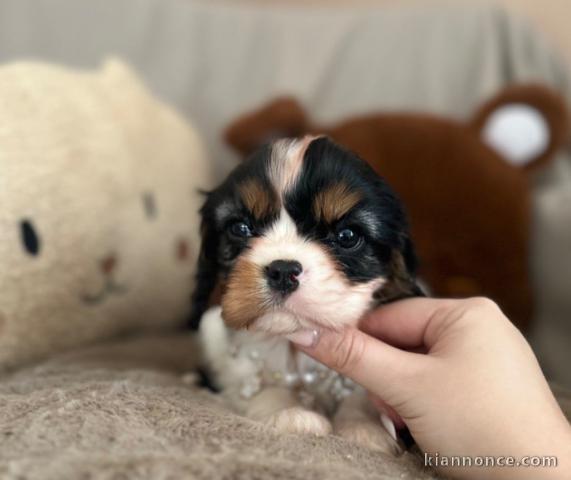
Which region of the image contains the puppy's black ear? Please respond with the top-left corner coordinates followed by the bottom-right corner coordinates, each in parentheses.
top-left (375, 238), bottom-right (425, 304)
top-left (188, 204), bottom-right (220, 330)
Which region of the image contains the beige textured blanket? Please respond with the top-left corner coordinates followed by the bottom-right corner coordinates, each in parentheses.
top-left (2, 334), bottom-right (570, 479)
top-left (0, 334), bottom-right (438, 480)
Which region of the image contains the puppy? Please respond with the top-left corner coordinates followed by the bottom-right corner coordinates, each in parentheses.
top-left (190, 136), bottom-right (422, 454)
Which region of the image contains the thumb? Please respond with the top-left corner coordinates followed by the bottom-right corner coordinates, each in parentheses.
top-left (288, 327), bottom-right (426, 398)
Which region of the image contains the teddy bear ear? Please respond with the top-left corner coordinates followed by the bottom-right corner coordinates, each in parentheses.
top-left (100, 57), bottom-right (149, 96)
top-left (224, 97), bottom-right (310, 157)
top-left (471, 85), bottom-right (569, 171)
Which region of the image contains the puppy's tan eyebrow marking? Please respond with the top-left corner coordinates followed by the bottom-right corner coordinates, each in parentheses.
top-left (313, 182), bottom-right (362, 223)
top-left (238, 179), bottom-right (278, 219)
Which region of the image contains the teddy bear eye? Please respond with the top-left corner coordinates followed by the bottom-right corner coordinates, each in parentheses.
top-left (20, 219), bottom-right (41, 256)
top-left (142, 192), bottom-right (157, 219)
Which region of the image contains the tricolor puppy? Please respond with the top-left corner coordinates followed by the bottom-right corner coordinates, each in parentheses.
top-left (190, 136), bottom-right (422, 454)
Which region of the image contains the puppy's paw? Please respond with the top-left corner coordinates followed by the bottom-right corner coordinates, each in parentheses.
top-left (266, 407), bottom-right (332, 436)
top-left (335, 419), bottom-right (402, 455)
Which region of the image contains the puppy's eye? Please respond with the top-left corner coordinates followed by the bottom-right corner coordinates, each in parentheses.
top-left (229, 221), bottom-right (253, 238)
top-left (336, 228), bottom-right (361, 249)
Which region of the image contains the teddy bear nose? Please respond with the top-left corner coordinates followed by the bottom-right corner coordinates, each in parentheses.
top-left (265, 260), bottom-right (302, 295)
top-left (100, 255), bottom-right (117, 275)
top-left (176, 238), bottom-right (189, 261)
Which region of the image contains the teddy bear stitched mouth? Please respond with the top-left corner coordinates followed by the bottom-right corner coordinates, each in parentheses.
top-left (81, 278), bottom-right (128, 306)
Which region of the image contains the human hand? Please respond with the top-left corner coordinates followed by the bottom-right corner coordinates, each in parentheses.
top-left (287, 297), bottom-right (571, 479)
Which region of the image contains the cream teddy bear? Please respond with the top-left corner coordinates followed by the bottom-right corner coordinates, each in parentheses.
top-left (0, 59), bottom-right (211, 369)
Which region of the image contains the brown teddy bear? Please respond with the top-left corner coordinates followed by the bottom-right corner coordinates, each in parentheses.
top-left (224, 85), bottom-right (569, 332)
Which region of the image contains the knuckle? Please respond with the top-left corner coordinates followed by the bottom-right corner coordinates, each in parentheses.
top-left (328, 330), bottom-right (366, 374)
top-left (425, 297), bottom-right (500, 342)
top-left (463, 297), bottom-right (501, 316)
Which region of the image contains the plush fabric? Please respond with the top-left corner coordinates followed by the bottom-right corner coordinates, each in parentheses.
top-left (0, 335), bottom-right (434, 480)
top-left (0, 334), bottom-right (569, 480)
top-left (0, 60), bottom-right (211, 370)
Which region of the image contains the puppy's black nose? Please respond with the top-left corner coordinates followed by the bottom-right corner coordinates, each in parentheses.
top-left (265, 260), bottom-right (302, 294)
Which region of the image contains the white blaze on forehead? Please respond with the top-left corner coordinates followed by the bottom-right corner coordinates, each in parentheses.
top-left (247, 209), bottom-right (306, 266)
top-left (268, 135), bottom-right (316, 198)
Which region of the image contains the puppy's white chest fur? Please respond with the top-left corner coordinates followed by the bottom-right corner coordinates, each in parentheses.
top-left (200, 306), bottom-right (356, 414)
top-left (199, 306), bottom-right (401, 454)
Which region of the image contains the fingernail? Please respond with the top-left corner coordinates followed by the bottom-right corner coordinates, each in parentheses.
top-left (380, 412), bottom-right (397, 441)
top-left (286, 329), bottom-right (319, 348)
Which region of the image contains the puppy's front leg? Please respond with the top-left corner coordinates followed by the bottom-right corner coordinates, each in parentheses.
top-left (247, 387), bottom-right (332, 436)
top-left (333, 390), bottom-right (402, 455)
